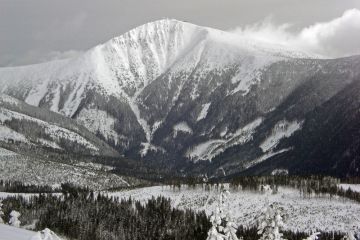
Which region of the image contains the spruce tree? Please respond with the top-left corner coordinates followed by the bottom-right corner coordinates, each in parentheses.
top-left (0, 200), bottom-right (4, 223)
top-left (256, 202), bottom-right (287, 240)
top-left (341, 231), bottom-right (356, 240)
top-left (302, 232), bottom-right (320, 240)
top-left (9, 210), bottom-right (21, 227)
top-left (207, 186), bottom-right (238, 240)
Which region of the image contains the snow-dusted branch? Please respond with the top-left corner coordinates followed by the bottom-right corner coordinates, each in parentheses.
top-left (207, 185), bottom-right (239, 240)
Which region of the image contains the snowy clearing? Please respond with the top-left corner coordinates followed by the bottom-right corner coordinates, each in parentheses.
top-left (0, 147), bottom-right (17, 156)
top-left (107, 185), bottom-right (360, 233)
top-left (187, 118), bottom-right (262, 161)
top-left (0, 224), bottom-right (64, 240)
top-left (0, 154), bottom-right (130, 190)
top-left (173, 121), bottom-right (193, 137)
top-left (0, 108), bottom-right (99, 153)
top-left (260, 119), bottom-right (303, 152)
top-left (244, 148), bottom-right (292, 169)
top-left (0, 223), bottom-right (36, 240)
top-left (77, 108), bottom-right (124, 145)
top-left (197, 103), bottom-right (211, 121)
top-left (0, 125), bottom-right (29, 144)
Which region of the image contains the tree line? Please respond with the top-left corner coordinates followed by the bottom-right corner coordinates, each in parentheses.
top-left (163, 175), bottom-right (360, 203)
top-left (1, 184), bottom-right (210, 240)
top-left (0, 183), bottom-right (353, 240)
top-left (0, 180), bottom-right (59, 193)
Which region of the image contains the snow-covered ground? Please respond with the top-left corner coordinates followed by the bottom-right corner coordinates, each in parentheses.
top-left (107, 185), bottom-right (360, 233)
top-left (0, 223), bottom-right (36, 240)
top-left (0, 108), bottom-right (99, 153)
top-left (0, 148), bottom-right (131, 190)
top-left (197, 103), bottom-right (211, 121)
top-left (173, 121), bottom-right (193, 137)
top-left (0, 224), bottom-right (64, 240)
top-left (187, 118), bottom-right (263, 161)
top-left (0, 146), bottom-right (17, 156)
top-left (77, 108), bottom-right (125, 145)
top-left (260, 119), bottom-right (303, 153)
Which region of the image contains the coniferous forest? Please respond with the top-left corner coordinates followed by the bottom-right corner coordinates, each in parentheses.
top-left (0, 181), bottom-right (357, 240)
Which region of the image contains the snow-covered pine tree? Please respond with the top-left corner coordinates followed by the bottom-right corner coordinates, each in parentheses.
top-left (9, 210), bottom-right (21, 227)
top-left (302, 232), bottom-right (320, 240)
top-left (0, 200), bottom-right (4, 223)
top-left (342, 230), bottom-right (356, 240)
top-left (30, 228), bottom-right (63, 240)
top-left (256, 202), bottom-right (287, 240)
top-left (207, 185), bottom-right (239, 240)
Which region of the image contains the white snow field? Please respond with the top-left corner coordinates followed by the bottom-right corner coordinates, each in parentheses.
top-left (260, 120), bottom-right (303, 153)
top-left (107, 185), bottom-right (360, 233)
top-left (173, 121), bottom-right (193, 137)
top-left (0, 223), bottom-right (36, 240)
top-left (0, 147), bottom-right (130, 190)
top-left (186, 118), bottom-right (263, 162)
top-left (0, 224), bottom-right (64, 240)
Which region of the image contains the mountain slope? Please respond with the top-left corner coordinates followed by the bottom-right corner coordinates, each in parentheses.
top-left (0, 19), bottom-right (310, 154)
top-left (0, 94), bottom-right (119, 158)
top-left (0, 147), bottom-right (135, 190)
top-left (234, 73), bottom-right (360, 177)
top-left (1, 19), bottom-right (360, 176)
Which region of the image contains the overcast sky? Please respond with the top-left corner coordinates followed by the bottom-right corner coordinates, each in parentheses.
top-left (1, 0), bottom-right (360, 67)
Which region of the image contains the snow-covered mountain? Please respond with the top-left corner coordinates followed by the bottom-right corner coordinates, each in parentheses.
top-left (1, 19), bottom-right (360, 177)
top-left (0, 94), bottom-right (118, 158)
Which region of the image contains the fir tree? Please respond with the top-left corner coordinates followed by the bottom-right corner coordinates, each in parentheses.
top-left (30, 228), bottom-right (63, 240)
top-left (303, 232), bottom-right (320, 240)
top-left (0, 200), bottom-right (4, 224)
top-left (341, 231), bottom-right (356, 240)
top-left (207, 186), bottom-right (238, 240)
top-left (256, 202), bottom-right (287, 240)
top-left (9, 210), bottom-right (21, 227)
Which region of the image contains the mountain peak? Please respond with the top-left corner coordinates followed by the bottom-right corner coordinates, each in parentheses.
top-left (108, 18), bottom-right (203, 46)
top-left (105, 19), bottom-right (314, 60)
top-left (127, 18), bottom-right (198, 32)
top-left (140, 18), bottom-right (191, 27)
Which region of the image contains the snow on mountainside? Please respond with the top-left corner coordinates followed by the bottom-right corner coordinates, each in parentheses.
top-left (187, 117), bottom-right (263, 162)
top-left (0, 94), bottom-right (118, 157)
top-left (1, 19), bottom-right (360, 176)
top-left (0, 148), bottom-right (131, 190)
top-left (260, 120), bottom-right (303, 153)
top-left (0, 19), bottom-right (309, 148)
top-left (108, 185), bottom-right (360, 233)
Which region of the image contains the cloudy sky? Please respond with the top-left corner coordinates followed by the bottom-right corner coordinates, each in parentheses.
top-left (1, 0), bottom-right (360, 67)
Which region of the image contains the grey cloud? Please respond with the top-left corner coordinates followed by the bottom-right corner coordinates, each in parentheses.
top-left (1, 0), bottom-right (360, 66)
top-left (232, 9), bottom-right (360, 58)
top-left (1, 50), bottom-right (83, 67)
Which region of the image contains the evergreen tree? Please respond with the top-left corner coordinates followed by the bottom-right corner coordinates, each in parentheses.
top-left (302, 232), bottom-right (320, 240)
top-left (9, 210), bottom-right (21, 227)
top-left (30, 228), bottom-right (63, 240)
top-left (256, 202), bottom-right (287, 240)
top-left (341, 231), bottom-right (356, 240)
top-left (207, 186), bottom-right (238, 240)
top-left (0, 200), bottom-right (4, 223)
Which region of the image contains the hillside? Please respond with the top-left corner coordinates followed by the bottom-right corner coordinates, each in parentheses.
top-left (0, 19), bottom-right (359, 177)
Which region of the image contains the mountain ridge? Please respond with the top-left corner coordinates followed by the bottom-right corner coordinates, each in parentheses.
top-left (1, 19), bottom-right (360, 177)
